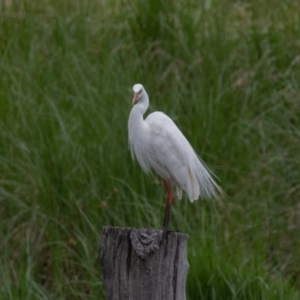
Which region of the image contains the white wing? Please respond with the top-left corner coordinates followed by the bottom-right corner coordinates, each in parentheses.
top-left (143, 112), bottom-right (220, 202)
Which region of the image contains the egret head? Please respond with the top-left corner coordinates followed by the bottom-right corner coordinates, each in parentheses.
top-left (132, 83), bottom-right (144, 105)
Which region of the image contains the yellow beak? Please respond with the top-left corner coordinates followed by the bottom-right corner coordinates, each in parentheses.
top-left (132, 93), bottom-right (139, 105)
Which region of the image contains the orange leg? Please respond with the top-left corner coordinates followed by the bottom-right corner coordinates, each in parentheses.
top-left (162, 179), bottom-right (174, 234)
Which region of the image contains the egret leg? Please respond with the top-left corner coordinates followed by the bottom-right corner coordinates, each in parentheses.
top-left (162, 179), bottom-right (174, 236)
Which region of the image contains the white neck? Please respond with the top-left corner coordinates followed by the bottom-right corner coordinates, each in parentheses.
top-left (128, 90), bottom-right (149, 151)
top-left (128, 90), bottom-right (149, 127)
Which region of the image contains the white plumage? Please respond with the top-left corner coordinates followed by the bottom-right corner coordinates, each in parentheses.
top-left (128, 83), bottom-right (221, 231)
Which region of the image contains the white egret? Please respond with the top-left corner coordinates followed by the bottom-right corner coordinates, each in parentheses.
top-left (128, 83), bottom-right (221, 232)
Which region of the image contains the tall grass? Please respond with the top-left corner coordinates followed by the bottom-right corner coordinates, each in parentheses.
top-left (0, 0), bottom-right (299, 299)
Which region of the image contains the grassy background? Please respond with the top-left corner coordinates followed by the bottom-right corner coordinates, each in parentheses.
top-left (1, 0), bottom-right (300, 299)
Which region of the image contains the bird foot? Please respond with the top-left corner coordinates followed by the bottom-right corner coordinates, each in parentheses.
top-left (162, 228), bottom-right (168, 240)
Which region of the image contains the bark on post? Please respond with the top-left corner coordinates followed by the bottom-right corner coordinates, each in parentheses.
top-left (99, 226), bottom-right (189, 300)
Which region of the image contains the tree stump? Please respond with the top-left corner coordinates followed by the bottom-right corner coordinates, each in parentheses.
top-left (99, 227), bottom-right (189, 300)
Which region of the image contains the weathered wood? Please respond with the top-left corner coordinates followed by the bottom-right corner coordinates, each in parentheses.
top-left (99, 227), bottom-right (189, 300)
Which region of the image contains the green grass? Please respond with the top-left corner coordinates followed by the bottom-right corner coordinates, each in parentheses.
top-left (1, 0), bottom-right (300, 299)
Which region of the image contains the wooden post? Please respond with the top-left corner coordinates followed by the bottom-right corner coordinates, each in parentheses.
top-left (99, 227), bottom-right (189, 300)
